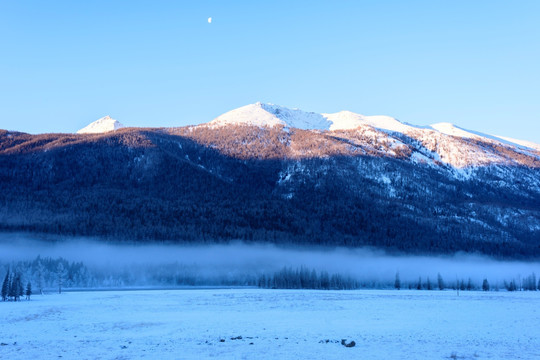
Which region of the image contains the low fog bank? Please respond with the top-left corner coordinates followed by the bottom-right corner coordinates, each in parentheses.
top-left (0, 233), bottom-right (538, 285)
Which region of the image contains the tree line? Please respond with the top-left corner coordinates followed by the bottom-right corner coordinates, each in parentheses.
top-left (258, 268), bottom-right (540, 291)
top-left (393, 272), bottom-right (539, 292)
top-left (258, 266), bottom-right (359, 290)
top-left (2, 256), bottom-right (538, 293)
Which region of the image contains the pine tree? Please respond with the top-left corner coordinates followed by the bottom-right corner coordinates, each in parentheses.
top-left (320, 271), bottom-right (330, 290)
top-left (394, 272), bottom-right (401, 290)
top-left (426, 277), bottom-right (432, 290)
top-left (524, 273), bottom-right (537, 291)
top-left (482, 278), bottom-right (490, 291)
top-left (1, 270), bottom-right (9, 301)
top-left (26, 282), bottom-right (32, 300)
top-left (17, 275), bottom-right (24, 301)
top-left (8, 272), bottom-right (16, 301)
top-left (506, 279), bottom-right (517, 291)
top-left (437, 273), bottom-right (445, 290)
top-left (416, 277), bottom-right (422, 290)
top-left (258, 274), bottom-right (266, 288)
top-left (310, 269), bottom-right (318, 289)
top-left (10, 274), bottom-right (20, 301)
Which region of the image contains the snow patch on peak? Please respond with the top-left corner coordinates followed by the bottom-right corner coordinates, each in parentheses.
top-left (493, 135), bottom-right (540, 152)
top-left (322, 111), bottom-right (365, 130)
top-left (361, 115), bottom-right (417, 133)
top-left (204, 103), bottom-right (540, 157)
top-left (430, 122), bottom-right (540, 152)
top-left (210, 103), bottom-right (419, 134)
top-left (259, 103), bottom-right (331, 130)
top-left (323, 111), bottom-right (417, 133)
top-left (208, 103), bottom-right (331, 130)
top-left (209, 103), bottom-right (283, 128)
top-left (430, 123), bottom-right (480, 139)
top-left (77, 116), bottom-right (124, 134)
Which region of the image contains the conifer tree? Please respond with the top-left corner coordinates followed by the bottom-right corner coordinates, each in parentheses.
top-left (310, 269), bottom-right (318, 289)
top-left (394, 272), bottom-right (401, 290)
top-left (320, 271), bottom-right (330, 290)
top-left (482, 278), bottom-right (490, 291)
top-left (10, 274), bottom-right (20, 301)
top-left (26, 282), bottom-right (32, 300)
top-left (17, 275), bottom-right (24, 300)
top-left (426, 277), bottom-right (432, 290)
top-left (1, 270), bottom-right (9, 301)
top-left (437, 273), bottom-right (445, 290)
top-left (8, 272), bottom-right (16, 301)
top-left (524, 273), bottom-right (537, 291)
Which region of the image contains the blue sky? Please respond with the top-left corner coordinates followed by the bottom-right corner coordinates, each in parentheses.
top-left (1, 1), bottom-right (539, 143)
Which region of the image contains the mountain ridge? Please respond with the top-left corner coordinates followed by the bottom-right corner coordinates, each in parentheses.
top-left (77, 115), bottom-right (124, 134)
top-left (2, 105), bottom-right (539, 259)
top-left (1, 125), bottom-right (539, 259)
top-left (75, 103), bottom-right (540, 154)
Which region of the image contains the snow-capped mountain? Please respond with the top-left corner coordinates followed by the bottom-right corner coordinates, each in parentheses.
top-left (207, 102), bottom-right (417, 133)
top-left (2, 103), bottom-right (540, 258)
top-left (1, 108), bottom-right (539, 259)
top-left (208, 102), bottom-right (332, 130)
top-left (322, 110), bottom-right (418, 133)
top-left (77, 116), bottom-right (124, 134)
top-left (202, 103), bottom-right (540, 169)
top-left (209, 102), bottom-right (538, 147)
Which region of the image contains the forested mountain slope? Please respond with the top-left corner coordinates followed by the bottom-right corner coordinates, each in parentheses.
top-left (1, 106), bottom-right (539, 259)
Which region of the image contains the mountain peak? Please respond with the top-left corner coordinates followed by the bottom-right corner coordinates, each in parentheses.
top-left (208, 103), bottom-right (332, 130)
top-left (199, 102), bottom-right (540, 153)
top-left (208, 103), bottom-right (420, 133)
top-left (77, 116), bottom-right (125, 134)
top-left (322, 111), bottom-right (416, 133)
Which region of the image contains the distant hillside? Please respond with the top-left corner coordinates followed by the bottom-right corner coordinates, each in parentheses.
top-left (1, 103), bottom-right (539, 259)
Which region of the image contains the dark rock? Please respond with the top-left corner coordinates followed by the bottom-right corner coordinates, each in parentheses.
top-left (341, 339), bottom-right (356, 348)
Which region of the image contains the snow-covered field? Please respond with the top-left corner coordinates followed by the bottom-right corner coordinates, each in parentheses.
top-left (1, 289), bottom-right (538, 360)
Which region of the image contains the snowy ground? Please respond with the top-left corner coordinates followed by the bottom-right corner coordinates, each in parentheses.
top-left (1, 289), bottom-right (538, 360)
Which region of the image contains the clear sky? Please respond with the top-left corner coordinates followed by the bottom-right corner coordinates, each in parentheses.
top-left (1, 1), bottom-right (539, 143)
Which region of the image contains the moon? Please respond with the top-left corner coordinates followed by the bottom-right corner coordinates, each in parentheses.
top-left (208, 17), bottom-right (212, 24)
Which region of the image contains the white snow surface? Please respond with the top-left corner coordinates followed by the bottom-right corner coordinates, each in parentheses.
top-left (209, 102), bottom-right (332, 130)
top-left (323, 110), bottom-right (418, 133)
top-left (209, 103), bottom-right (418, 134)
top-left (430, 122), bottom-right (540, 152)
top-left (430, 122), bottom-right (481, 139)
top-left (492, 134), bottom-right (540, 152)
top-left (77, 116), bottom-right (124, 134)
top-left (1, 289), bottom-right (538, 360)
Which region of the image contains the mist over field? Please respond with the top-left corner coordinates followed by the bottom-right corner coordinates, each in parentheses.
top-left (1, 233), bottom-right (538, 286)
